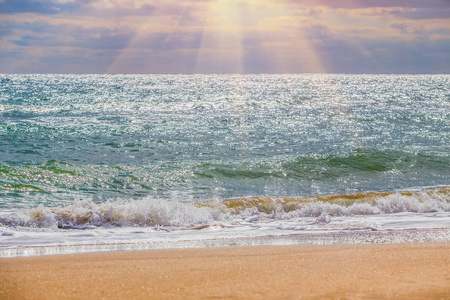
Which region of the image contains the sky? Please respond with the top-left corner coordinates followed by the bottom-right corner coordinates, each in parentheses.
top-left (0, 0), bottom-right (449, 74)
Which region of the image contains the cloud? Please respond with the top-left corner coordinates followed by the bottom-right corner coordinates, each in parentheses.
top-left (390, 22), bottom-right (409, 33)
top-left (0, 0), bottom-right (90, 14)
top-left (389, 21), bottom-right (450, 39)
top-left (4, 19), bottom-right (203, 52)
top-left (313, 35), bottom-right (450, 73)
top-left (285, 0), bottom-right (450, 10)
top-left (0, 0), bottom-right (206, 18)
top-left (384, 8), bottom-right (450, 20)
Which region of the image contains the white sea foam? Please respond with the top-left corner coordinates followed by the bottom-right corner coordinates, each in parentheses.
top-left (1, 188), bottom-right (448, 230)
top-left (0, 198), bottom-right (226, 229)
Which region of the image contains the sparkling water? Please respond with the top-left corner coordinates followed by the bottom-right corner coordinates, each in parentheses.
top-left (1, 74), bottom-right (449, 256)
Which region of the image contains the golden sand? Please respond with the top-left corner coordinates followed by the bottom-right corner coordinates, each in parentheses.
top-left (1, 243), bottom-right (449, 299)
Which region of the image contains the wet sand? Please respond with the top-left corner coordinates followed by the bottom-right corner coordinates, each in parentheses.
top-left (1, 243), bottom-right (449, 299)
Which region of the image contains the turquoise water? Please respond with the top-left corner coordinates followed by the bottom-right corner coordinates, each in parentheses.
top-left (0, 74), bottom-right (449, 210)
top-left (1, 74), bottom-right (450, 256)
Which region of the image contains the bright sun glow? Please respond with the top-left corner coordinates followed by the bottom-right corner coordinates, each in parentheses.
top-left (194, 0), bottom-right (326, 73)
top-left (105, 0), bottom-right (327, 74)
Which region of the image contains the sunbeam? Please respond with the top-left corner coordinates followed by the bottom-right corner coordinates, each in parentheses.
top-left (193, 0), bottom-right (329, 74)
top-left (194, 0), bottom-right (246, 73)
top-left (106, 0), bottom-right (195, 73)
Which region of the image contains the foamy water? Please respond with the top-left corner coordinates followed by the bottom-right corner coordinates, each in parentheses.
top-left (1, 187), bottom-right (449, 256)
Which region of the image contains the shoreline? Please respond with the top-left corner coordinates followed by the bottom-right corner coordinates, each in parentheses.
top-left (1, 242), bottom-right (449, 299)
top-left (2, 227), bottom-right (450, 258)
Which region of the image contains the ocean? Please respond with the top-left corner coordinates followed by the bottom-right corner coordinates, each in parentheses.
top-left (1, 74), bottom-right (449, 257)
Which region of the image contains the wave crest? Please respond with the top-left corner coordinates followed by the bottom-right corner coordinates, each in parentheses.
top-left (1, 187), bottom-right (449, 230)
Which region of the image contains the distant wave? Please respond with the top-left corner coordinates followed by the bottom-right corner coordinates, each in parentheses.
top-left (1, 186), bottom-right (448, 230)
top-left (2, 149), bottom-right (448, 200)
top-left (194, 149), bottom-right (449, 180)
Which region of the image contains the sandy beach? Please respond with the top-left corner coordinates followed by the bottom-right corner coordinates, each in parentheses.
top-left (1, 243), bottom-right (449, 299)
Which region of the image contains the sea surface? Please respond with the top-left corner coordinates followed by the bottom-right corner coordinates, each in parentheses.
top-left (1, 74), bottom-right (449, 257)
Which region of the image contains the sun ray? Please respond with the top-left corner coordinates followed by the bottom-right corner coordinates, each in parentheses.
top-left (105, 1), bottom-right (194, 73)
top-left (194, 0), bottom-right (246, 74)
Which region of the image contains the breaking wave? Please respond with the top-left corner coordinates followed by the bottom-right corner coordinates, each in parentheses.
top-left (1, 186), bottom-right (449, 230)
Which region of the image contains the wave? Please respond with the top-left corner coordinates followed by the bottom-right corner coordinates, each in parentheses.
top-left (1, 186), bottom-right (449, 230)
top-left (2, 150), bottom-right (448, 183)
top-left (0, 160), bottom-right (161, 200)
top-left (3, 149), bottom-right (448, 208)
top-left (194, 149), bottom-right (449, 180)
